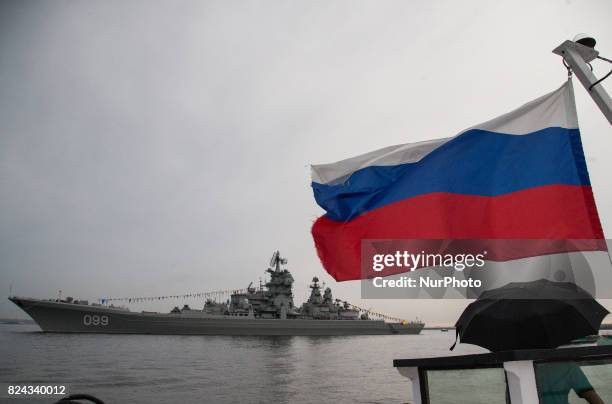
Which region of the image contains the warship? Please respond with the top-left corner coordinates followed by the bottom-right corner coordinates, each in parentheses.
top-left (8, 252), bottom-right (424, 336)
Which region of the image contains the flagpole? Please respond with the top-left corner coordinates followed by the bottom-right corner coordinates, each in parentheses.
top-left (553, 36), bottom-right (612, 286)
top-left (553, 38), bottom-right (612, 124)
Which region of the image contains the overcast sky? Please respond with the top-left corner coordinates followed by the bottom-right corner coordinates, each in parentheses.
top-left (1, 0), bottom-right (611, 324)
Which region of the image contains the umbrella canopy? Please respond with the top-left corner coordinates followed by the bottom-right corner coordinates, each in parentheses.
top-left (452, 279), bottom-right (609, 352)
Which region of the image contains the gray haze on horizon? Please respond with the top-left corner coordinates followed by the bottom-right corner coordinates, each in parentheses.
top-left (1, 0), bottom-right (611, 325)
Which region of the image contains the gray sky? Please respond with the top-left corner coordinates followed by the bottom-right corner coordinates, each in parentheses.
top-left (1, 0), bottom-right (611, 325)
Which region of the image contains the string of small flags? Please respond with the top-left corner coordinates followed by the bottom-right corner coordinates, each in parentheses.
top-left (98, 288), bottom-right (248, 305)
top-left (344, 302), bottom-right (408, 323)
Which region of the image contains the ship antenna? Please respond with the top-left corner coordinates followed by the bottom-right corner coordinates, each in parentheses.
top-left (269, 250), bottom-right (288, 272)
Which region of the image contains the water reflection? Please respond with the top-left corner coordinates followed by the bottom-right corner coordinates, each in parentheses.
top-left (0, 326), bottom-right (484, 403)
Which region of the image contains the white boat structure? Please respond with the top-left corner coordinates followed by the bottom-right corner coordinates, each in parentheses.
top-left (394, 344), bottom-right (612, 403)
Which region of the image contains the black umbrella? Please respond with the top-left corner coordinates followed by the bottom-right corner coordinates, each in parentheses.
top-left (452, 279), bottom-right (609, 352)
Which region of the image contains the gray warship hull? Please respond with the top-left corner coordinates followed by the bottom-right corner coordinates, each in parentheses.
top-left (9, 297), bottom-right (424, 336)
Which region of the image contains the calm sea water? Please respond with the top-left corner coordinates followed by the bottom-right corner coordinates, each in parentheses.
top-left (0, 325), bottom-right (486, 404)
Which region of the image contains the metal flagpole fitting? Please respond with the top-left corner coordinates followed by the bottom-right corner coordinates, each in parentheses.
top-left (553, 35), bottom-right (612, 124)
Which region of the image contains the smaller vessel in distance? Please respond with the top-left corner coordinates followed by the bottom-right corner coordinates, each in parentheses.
top-left (9, 252), bottom-right (424, 336)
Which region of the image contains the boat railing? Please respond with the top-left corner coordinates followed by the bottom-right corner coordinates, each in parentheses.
top-left (394, 345), bottom-right (612, 403)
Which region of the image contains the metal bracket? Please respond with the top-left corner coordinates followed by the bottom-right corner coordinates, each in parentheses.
top-left (553, 40), bottom-right (612, 124)
top-left (553, 40), bottom-right (599, 63)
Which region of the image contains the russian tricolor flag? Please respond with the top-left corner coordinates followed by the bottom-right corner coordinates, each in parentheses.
top-left (310, 81), bottom-right (606, 282)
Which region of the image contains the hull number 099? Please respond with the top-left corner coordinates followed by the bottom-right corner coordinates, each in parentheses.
top-left (83, 314), bottom-right (109, 326)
